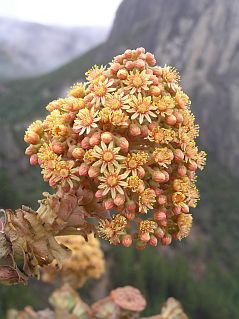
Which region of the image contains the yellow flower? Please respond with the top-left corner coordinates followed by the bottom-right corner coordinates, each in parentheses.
top-left (123, 93), bottom-right (157, 124)
top-left (98, 167), bottom-right (129, 198)
top-left (92, 141), bottom-right (125, 173)
top-left (73, 107), bottom-right (100, 135)
top-left (123, 70), bottom-right (152, 94)
top-left (139, 188), bottom-right (156, 213)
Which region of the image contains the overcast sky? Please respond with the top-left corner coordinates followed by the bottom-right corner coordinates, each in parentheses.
top-left (0, 0), bottom-right (122, 27)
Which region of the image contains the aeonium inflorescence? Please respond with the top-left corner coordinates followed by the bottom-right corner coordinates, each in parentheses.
top-left (24, 47), bottom-right (206, 249)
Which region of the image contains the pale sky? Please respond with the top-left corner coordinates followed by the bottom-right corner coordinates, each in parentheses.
top-left (0, 0), bottom-right (122, 27)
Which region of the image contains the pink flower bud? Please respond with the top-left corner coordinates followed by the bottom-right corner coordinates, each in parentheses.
top-left (114, 55), bottom-right (124, 64)
top-left (177, 165), bottom-right (187, 176)
top-left (114, 194), bottom-right (125, 206)
top-left (153, 67), bottom-right (162, 77)
top-left (52, 143), bottom-right (65, 155)
top-left (136, 47), bottom-right (146, 54)
top-left (81, 137), bottom-right (90, 149)
top-left (104, 198), bottom-right (114, 210)
top-left (101, 132), bottom-right (113, 144)
top-left (135, 59), bottom-right (145, 69)
top-left (129, 124), bottom-right (141, 136)
top-left (154, 227), bottom-right (165, 239)
top-left (25, 145), bottom-right (36, 156)
top-left (173, 206), bottom-right (181, 215)
top-left (150, 85), bottom-right (161, 96)
top-left (110, 62), bottom-right (121, 73)
top-left (30, 154), bottom-right (38, 165)
top-left (165, 114), bottom-right (177, 126)
top-left (126, 200), bottom-right (136, 212)
top-left (148, 122), bottom-right (157, 131)
top-left (122, 235), bottom-right (132, 247)
top-left (161, 235), bottom-right (172, 246)
top-left (181, 205), bottom-right (189, 213)
top-left (118, 137), bottom-right (129, 152)
top-left (72, 147), bottom-right (85, 159)
top-left (137, 166), bottom-right (145, 178)
top-left (187, 161), bottom-right (197, 171)
top-left (125, 61), bottom-right (134, 70)
top-left (154, 210), bottom-right (167, 221)
top-left (174, 111), bottom-right (184, 123)
top-left (152, 171), bottom-right (166, 183)
top-left (24, 131), bottom-right (39, 145)
top-left (95, 189), bottom-right (104, 199)
top-left (124, 49), bottom-right (132, 58)
top-left (88, 166), bottom-right (99, 178)
top-left (174, 149), bottom-right (184, 162)
top-left (124, 211), bottom-right (135, 220)
top-left (157, 194), bottom-right (167, 205)
top-left (149, 235), bottom-right (158, 247)
top-left (140, 232), bottom-right (150, 242)
top-left (117, 69), bottom-right (128, 80)
top-left (90, 133), bottom-right (101, 146)
top-left (78, 163), bottom-right (89, 176)
top-left (146, 52), bottom-right (156, 66)
top-left (150, 75), bottom-right (159, 85)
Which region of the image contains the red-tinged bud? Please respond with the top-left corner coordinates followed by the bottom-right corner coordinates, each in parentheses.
top-left (161, 235), bottom-right (172, 246)
top-left (95, 189), bottom-right (104, 199)
top-left (136, 240), bottom-right (146, 250)
top-left (177, 165), bottom-right (187, 176)
top-left (72, 147), bottom-right (85, 159)
top-left (157, 195), bottom-right (167, 205)
top-left (154, 210), bottom-right (167, 221)
top-left (122, 234), bottom-right (132, 247)
top-left (125, 61), bottom-right (134, 70)
top-left (81, 137), bottom-right (90, 149)
top-left (46, 101), bottom-right (59, 112)
top-left (152, 171), bottom-right (166, 183)
top-left (173, 206), bottom-right (181, 215)
top-left (146, 52), bottom-right (155, 64)
top-left (101, 132), bottom-right (113, 144)
top-left (135, 59), bottom-right (145, 69)
top-left (149, 235), bottom-right (158, 247)
top-left (114, 194), bottom-right (125, 206)
top-left (162, 170), bottom-right (170, 182)
top-left (177, 98), bottom-right (187, 109)
top-left (124, 49), bottom-right (132, 58)
top-left (90, 133), bottom-right (101, 146)
top-left (187, 161), bottom-right (198, 171)
top-left (124, 211), bottom-right (135, 220)
top-left (153, 67), bottom-right (162, 77)
top-left (88, 166), bottom-right (99, 178)
top-left (182, 205), bottom-right (190, 213)
top-left (150, 85), bottom-right (161, 96)
top-left (129, 124), bottom-right (141, 136)
top-left (30, 154), bottom-right (38, 165)
top-left (150, 75), bottom-right (159, 85)
top-left (154, 227), bottom-right (164, 239)
top-left (174, 111), bottom-right (184, 123)
top-left (118, 137), bottom-right (129, 152)
top-left (153, 187), bottom-right (163, 196)
top-left (104, 198), bottom-right (114, 210)
top-left (126, 200), bottom-right (136, 212)
top-left (117, 69), bottom-right (128, 80)
top-left (136, 47), bottom-right (146, 54)
top-left (24, 131), bottom-right (39, 145)
top-left (25, 145), bottom-right (37, 156)
top-left (148, 122), bottom-right (157, 131)
top-left (137, 166), bottom-right (146, 178)
top-left (110, 62), bottom-right (121, 73)
top-left (140, 232), bottom-right (150, 242)
top-left (141, 125), bottom-right (149, 137)
top-left (52, 143), bottom-right (65, 155)
top-left (78, 163), bottom-right (89, 176)
top-left (165, 114), bottom-right (177, 126)
top-left (174, 149), bottom-right (184, 162)
top-left (114, 55), bottom-right (124, 64)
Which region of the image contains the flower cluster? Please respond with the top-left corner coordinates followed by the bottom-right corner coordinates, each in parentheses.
top-left (23, 47), bottom-right (206, 249)
top-left (42, 234), bottom-right (105, 288)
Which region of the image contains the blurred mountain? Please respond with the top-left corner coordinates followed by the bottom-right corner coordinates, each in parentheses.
top-left (0, 17), bottom-right (108, 80)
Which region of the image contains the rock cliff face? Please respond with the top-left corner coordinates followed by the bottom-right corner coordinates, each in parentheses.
top-left (0, 17), bottom-right (108, 80)
top-left (106, 0), bottom-right (239, 175)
